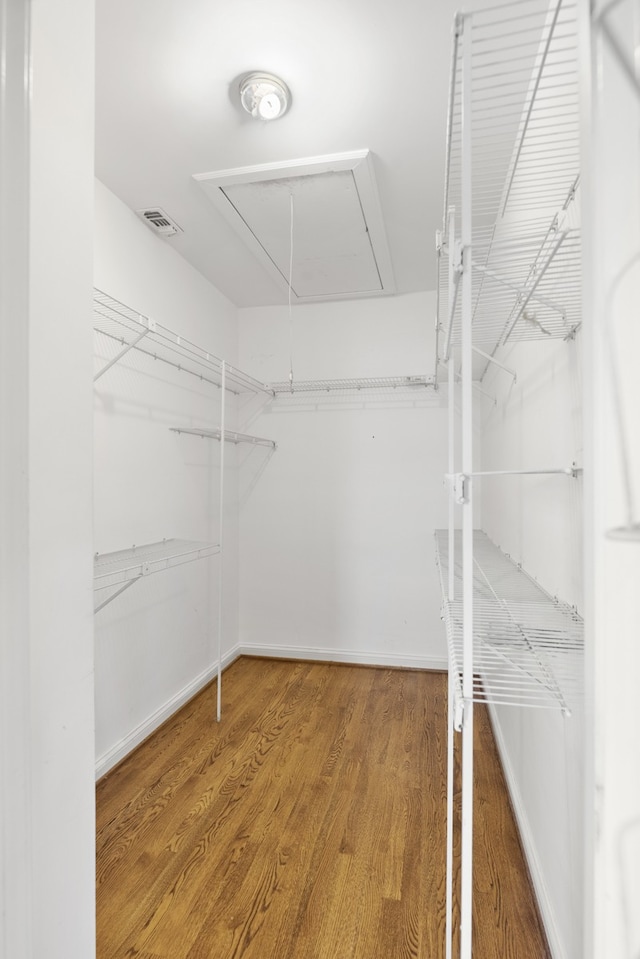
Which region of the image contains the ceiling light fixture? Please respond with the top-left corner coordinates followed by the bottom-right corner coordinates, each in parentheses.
top-left (239, 72), bottom-right (290, 120)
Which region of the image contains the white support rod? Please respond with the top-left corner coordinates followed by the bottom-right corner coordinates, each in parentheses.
top-left (93, 328), bottom-right (149, 382)
top-left (500, 0), bottom-right (565, 216)
top-left (502, 231), bottom-right (568, 344)
top-left (460, 13), bottom-right (474, 959)
top-left (94, 577), bottom-right (140, 614)
top-left (472, 345), bottom-right (517, 382)
top-left (448, 357), bottom-right (455, 602)
top-left (435, 240), bottom-right (442, 388)
top-left (445, 666), bottom-right (455, 959)
top-left (217, 361), bottom-right (225, 723)
top-left (450, 467), bottom-right (578, 477)
top-left (444, 209), bottom-right (458, 361)
top-left (442, 15), bottom-right (463, 223)
top-left (471, 261), bottom-right (566, 318)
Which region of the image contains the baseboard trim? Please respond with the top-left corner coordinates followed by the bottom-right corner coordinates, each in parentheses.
top-left (239, 643), bottom-right (447, 672)
top-left (487, 701), bottom-right (565, 959)
top-left (95, 644), bottom-right (447, 779)
top-left (95, 645), bottom-right (241, 780)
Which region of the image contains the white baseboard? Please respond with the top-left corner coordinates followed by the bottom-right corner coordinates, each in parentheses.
top-left (239, 642), bottom-right (447, 672)
top-left (96, 644), bottom-right (446, 779)
top-left (487, 702), bottom-right (566, 959)
top-left (95, 645), bottom-right (241, 780)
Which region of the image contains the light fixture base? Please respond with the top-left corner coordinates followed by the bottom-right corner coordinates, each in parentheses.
top-left (239, 72), bottom-right (290, 121)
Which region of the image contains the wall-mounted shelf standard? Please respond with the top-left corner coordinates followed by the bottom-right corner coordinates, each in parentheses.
top-left (435, 529), bottom-right (583, 721)
top-left (170, 426), bottom-right (276, 449)
top-left (268, 375), bottom-right (435, 394)
top-left (93, 289), bottom-right (273, 396)
top-left (93, 538), bottom-right (219, 614)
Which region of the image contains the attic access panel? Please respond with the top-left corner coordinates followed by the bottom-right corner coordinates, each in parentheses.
top-left (193, 150), bottom-right (395, 302)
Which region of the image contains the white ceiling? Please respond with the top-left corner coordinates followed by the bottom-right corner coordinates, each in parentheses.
top-left (95, 0), bottom-right (478, 308)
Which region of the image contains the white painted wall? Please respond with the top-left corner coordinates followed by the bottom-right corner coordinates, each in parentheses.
top-left (585, 4), bottom-right (640, 956)
top-left (479, 335), bottom-right (584, 959)
top-left (94, 181), bottom-right (241, 776)
top-left (0, 0), bottom-right (95, 955)
top-left (237, 293), bottom-right (449, 668)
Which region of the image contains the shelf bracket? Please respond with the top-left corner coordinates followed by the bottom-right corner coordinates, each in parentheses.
top-left (94, 577), bottom-right (140, 614)
top-left (472, 346), bottom-right (517, 383)
top-left (94, 322), bottom-right (154, 382)
top-left (450, 473), bottom-right (470, 505)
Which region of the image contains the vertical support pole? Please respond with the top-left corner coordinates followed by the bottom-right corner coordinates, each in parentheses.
top-left (460, 12), bottom-right (474, 959)
top-left (447, 206), bottom-right (457, 605)
top-left (217, 361), bottom-right (225, 722)
top-left (445, 666), bottom-right (455, 959)
top-left (448, 351), bottom-right (455, 603)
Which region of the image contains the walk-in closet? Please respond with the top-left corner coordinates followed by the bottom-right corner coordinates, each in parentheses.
top-left (2, 0), bottom-right (640, 956)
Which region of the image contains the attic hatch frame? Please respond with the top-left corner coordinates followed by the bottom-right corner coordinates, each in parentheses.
top-left (193, 149), bottom-right (396, 303)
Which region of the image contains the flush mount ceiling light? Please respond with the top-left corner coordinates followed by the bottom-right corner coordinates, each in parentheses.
top-left (239, 72), bottom-right (290, 120)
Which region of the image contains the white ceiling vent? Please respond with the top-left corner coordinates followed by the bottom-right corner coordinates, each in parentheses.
top-left (193, 151), bottom-right (395, 302)
top-left (136, 207), bottom-right (183, 238)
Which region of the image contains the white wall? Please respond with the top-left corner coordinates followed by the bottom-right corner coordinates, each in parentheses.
top-left (586, 5), bottom-right (640, 956)
top-left (237, 293), bottom-right (449, 668)
top-left (94, 181), bottom-right (241, 775)
top-left (479, 335), bottom-right (584, 959)
top-left (0, 1), bottom-right (95, 955)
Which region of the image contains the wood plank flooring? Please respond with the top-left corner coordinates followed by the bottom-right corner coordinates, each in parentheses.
top-left (96, 657), bottom-right (550, 959)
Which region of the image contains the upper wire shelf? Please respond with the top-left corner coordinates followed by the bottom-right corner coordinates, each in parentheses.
top-left (439, 0), bottom-right (581, 358)
top-left (268, 375), bottom-right (435, 394)
top-left (435, 529), bottom-right (583, 720)
top-left (93, 537), bottom-right (220, 613)
top-left (92, 289), bottom-right (273, 396)
top-left (170, 426), bottom-right (276, 449)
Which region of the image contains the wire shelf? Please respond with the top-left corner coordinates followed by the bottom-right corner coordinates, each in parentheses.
top-left (93, 289), bottom-right (273, 396)
top-left (434, 529), bottom-right (583, 716)
top-left (94, 538), bottom-right (219, 601)
top-left (439, 0), bottom-right (581, 358)
top-left (170, 426), bottom-right (276, 449)
top-left (268, 375), bottom-right (435, 394)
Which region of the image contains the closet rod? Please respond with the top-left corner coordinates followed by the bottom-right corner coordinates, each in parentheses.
top-left (451, 466), bottom-right (580, 477)
top-left (170, 427), bottom-right (276, 450)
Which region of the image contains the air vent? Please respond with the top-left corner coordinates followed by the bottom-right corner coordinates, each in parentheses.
top-left (136, 207), bottom-right (183, 238)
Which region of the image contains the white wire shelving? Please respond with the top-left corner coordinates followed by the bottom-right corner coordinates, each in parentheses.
top-left (93, 538), bottom-right (219, 614)
top-left (435, 2), bottom-right (583, 957)
top-left (170, 426), bottom-right (276, 449)
top-left (435, 529), bottom-right (583, 720)
top-left (436, 0), bottom-right (581, 368)
top-left (93, 289), bottom-right (273, 396)
top-left (267, 375), bottom-right (435, 394)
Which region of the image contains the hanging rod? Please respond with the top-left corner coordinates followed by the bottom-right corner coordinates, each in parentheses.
top-left (170, 426), bottom-right (276, 449)
top-left (449, 466), bottom-right (581, 478)
top-left (267, 375), bottom-right (435, 394)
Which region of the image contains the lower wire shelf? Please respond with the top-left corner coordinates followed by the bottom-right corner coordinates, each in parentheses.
top-left (93, 538), bottom-right (220, 613)
top-left (434, 529), bottom-right (583, 722)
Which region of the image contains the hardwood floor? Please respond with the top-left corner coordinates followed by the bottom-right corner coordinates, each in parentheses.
top-left (96, 658), bottom-right (550, 958)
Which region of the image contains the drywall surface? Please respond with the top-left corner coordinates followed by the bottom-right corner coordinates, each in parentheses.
top-left (94, 181), bottom-right (240, 775)
top-left (585, 11), bottom-right (640, 956)
top-left (237, 293), bottom-right (450, 668)
top-left (10, 1), bottom-right (95, 955)
top-left (479, 335), bottom-right (583, 959)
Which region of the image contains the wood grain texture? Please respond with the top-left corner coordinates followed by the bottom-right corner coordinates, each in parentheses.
top-left (96, 658), bottom-right (551, 959)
